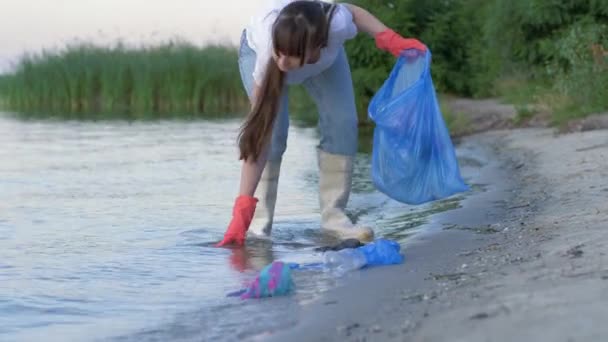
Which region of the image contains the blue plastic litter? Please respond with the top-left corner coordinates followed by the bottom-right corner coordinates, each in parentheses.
top-left (367, 48), bottom-right (469, 205)
top-left (227, 239), bottom-right (405, 299)
top-left (315, 239), bottom-right (405, 274)
top-left (357, 238), bottom-right (404, 266)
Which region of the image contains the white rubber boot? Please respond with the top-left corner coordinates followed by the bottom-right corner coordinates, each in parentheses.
top-left (248, 160), bottom-right (281, 238)
top-left (317, 149), bottom-right (374, 242)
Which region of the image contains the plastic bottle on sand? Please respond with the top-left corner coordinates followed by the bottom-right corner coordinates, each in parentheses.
top-left (323, 248), bottom-right (367, 275)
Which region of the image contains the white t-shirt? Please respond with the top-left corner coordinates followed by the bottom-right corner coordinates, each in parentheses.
top-left (245, 0), bottom-right (358, 85)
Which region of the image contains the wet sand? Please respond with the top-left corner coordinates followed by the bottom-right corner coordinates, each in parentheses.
top-left (256, 127), bottom-right (608, 342)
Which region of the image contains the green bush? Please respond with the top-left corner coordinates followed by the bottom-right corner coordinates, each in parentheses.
top-left (344, 0), bottom-right (608, 124)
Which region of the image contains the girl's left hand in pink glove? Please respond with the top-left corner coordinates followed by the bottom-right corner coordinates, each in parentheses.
top-left (215, 195), bottom-right (258, 247)
top-left (375, 29), bottom-right (427, 57)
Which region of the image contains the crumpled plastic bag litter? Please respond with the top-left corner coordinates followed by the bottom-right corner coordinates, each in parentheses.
top-left (227, 261), bottom-right (294, 299)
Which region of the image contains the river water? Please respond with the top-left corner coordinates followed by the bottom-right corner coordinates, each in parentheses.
top-left (0, 113), bottom-right (488, 341)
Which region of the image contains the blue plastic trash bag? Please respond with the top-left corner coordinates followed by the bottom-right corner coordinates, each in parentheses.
top-left (367, 48), bottom-right (469, 205)
top-left (357, 239), bottom-right (404, 266)
top-left (227, 261), bottom-right (294, 299)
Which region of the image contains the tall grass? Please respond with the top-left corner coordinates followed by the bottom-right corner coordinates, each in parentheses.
top-left (0, 41), bottom-right (251, 119)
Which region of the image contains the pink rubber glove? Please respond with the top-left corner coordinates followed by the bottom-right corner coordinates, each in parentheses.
top-left (215, 195), bottom-right (258, 247)
top-left (375, 29), bottom-right (427, 57)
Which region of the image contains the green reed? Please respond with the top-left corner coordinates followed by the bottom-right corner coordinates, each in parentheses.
top-left (0, 41), bottom-right (251, 119)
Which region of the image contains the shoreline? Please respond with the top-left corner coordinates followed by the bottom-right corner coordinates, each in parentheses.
top-left (254, 126), bottom-right (608, 341)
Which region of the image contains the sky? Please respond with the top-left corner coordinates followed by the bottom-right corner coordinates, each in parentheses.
top-left (0, 0), bottom-right (272, 73)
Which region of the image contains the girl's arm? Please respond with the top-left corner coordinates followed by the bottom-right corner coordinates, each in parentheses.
top-left (239, 146), bottom-right (268, 196)
top-left (343, 3), bottom-right (427, 55)
top-left (342, 3), bottom-right (388, 36)
top-left (215, 82), bottom-right (268, 247)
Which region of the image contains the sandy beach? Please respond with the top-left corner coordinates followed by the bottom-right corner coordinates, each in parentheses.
top-left (256, 126), bottom-right (608, 342)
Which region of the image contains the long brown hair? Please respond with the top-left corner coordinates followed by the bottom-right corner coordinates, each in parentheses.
top-left (238, 0), bottom-right (338, 162)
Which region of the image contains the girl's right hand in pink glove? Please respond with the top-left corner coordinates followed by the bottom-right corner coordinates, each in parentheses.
top-left (215, 195), bottom-right (258, 247)
top-left (375, 29), bottom-right (427, 57)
